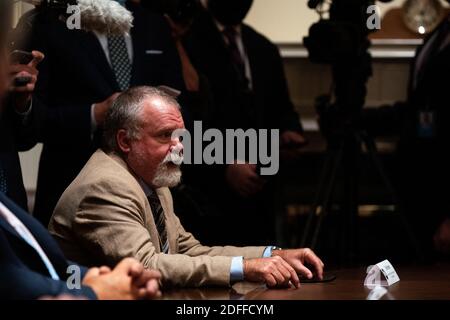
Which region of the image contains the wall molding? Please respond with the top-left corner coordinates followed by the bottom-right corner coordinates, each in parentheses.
top-left (278, 39), bottom-right (422, 59)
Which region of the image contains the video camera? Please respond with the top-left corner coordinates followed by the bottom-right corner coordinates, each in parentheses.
top-left (140, 0), bottom-right (201, 24)
top-left (304, 0), bottom-right (392, 131)
top-left (304, 0), bottom-right (392, 63)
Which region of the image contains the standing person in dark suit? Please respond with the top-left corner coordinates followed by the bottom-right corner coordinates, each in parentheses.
top-left (177, 0), bottom-right (307, 246)
top-left (0, 0), bottom-right (45, 211)
top-left (0, 1), bottom-right (161, 300)
top-left (14, 0), bottom-right (186, 225)
top-left (362, 12), bottom-right (450, 259)
top-left (0, 50), bottom-right (44, 211)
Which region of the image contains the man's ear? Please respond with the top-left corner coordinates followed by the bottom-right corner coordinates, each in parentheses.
top-left (117, 129), bottom-right (131, 154)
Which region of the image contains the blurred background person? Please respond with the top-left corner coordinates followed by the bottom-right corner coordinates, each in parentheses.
top-left (0, 50), bottom-right (43, 211)
top-left (0, 4), bottom-right (44, 211)
top-left (12, 0), bottom-right (187, 225)
top-left (168, 0), bottom-right (307, 246)
top-left (362, 9), bottom-right (450, 260)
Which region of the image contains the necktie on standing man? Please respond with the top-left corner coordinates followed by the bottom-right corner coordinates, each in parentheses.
top-left (147, 191), bottom-right (169, 254)
top-left (107, 35), bottom-right (132, 91)
top-left (222, 27), bottom-right (249, 89)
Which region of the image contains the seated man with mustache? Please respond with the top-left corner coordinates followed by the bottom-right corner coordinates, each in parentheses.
top-left (49, 86), bottom-right (324, 288)
top-left (0, 1), bottom-right (161, 300)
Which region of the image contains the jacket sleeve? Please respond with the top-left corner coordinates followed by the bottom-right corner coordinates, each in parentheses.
top-left (0, 229), bottom-right (96, 300)
top-left (69, 181), bottom-right (252, 287)
top-left (13, 10), bottom-right (93, 147)
top-left (5, 96), bottom-right (44, 152)
top-left (268, 44), bottom-right (304, 133)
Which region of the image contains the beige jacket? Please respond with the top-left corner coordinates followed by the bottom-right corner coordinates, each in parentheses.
top-left (49, 149), bottom-right (266, 287)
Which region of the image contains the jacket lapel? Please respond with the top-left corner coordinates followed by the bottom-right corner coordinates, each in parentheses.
top-left (130, 27), bottom-right (145, 86)
top-left (79, 31), bottom-right (120, 93)
top-left (0, 194), bottom-right (38, 249)
top-left (0, 212), bottom-right (23, 242)
top-left (108, 152), bottom-right (165, 253)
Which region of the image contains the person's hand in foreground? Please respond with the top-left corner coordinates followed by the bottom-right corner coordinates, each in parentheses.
top-left (82, 258), bottom-right (162, 300)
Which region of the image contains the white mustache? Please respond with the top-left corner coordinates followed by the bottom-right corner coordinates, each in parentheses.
top-left (166, 146), bottom-right (184, 166)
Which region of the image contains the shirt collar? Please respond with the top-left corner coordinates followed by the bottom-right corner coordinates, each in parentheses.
top-left (214, 18), bottom-right (242, 35)
top-left (138, 178), bottom-right (155, 197)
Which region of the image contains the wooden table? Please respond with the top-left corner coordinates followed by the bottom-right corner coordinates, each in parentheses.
top-left (161, 264), bottom-right (450, 300)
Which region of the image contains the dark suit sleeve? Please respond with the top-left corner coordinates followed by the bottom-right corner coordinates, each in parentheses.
top-left (161, 24), bottom-right (185, 92)
top-left (0, 230), bottom-right (96, 300)
top-left (5, 97), bottom-right (42, 152)
top-left (268, 44), bottom-right (303, 133)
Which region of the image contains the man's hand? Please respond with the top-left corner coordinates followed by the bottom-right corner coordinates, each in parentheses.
top-left (280, 131), bottom-right (307, 161)
top-left (243, 256), bottom-right (300, 288)
top-left (82, 258), bottom-right (162, 300)
top-left (93, 92), bottom-right (121, 126)
top-left (225, 163), bottom-right (266, 198)
top-left (128, 261), bottom-right (162, 299)
top-left (9, 50), bottom-right (44, 113)
top-left (434, 218), bottom-right (450, 254)
top-left (272, 248), bottom-right (324, 281)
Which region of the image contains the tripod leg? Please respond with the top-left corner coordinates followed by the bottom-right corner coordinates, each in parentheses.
top-left (339, 136), bottom-right (361, 266)
top-left (300, 145), bottom-right (336, 247)
top-left (310, 142), bottom-right (345, 249)
top-left (361, 133), bottom-right (424, 262)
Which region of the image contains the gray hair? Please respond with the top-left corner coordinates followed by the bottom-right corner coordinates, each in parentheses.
top-left (103, 86), bottom-right (181, 153)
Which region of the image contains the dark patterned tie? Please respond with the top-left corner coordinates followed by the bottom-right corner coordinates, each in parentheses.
top-left (107, 35), bottom-right (132, 91)
top-left (0, 163), bottom-right (7, 194)
top-left (147, 191), bottom-right (169, 253)
top-left (223, 27), bottom-right (248, 88)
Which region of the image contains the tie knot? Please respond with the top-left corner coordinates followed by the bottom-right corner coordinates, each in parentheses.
top-left (223, 26), bottom-right (238, 40)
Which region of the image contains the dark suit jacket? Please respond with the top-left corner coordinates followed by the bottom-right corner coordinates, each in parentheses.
top-left (14, 2), bottom-right (185, 224)
top-left (0, 100), bottom-right (41, 211)
top-left (0, 192), bottom-right (96, 300)
top-left (184, 10), bottom-right (302, 132)
top-left (175, 11), bottom-right (303, 245)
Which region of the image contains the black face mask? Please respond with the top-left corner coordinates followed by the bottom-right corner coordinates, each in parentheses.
top-left (208, 0), bottom-right (253, 26)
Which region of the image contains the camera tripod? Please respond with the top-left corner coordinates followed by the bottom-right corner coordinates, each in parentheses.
top-left (299, 121), bottom-right (424, 265)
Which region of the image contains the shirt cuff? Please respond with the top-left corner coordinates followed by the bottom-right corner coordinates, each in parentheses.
top-left (230, 256), bottom-right (244, 283)
top-left (263, 246), bottom-right (274, 258)
top-left (90, 104), bottom-right (98, 133)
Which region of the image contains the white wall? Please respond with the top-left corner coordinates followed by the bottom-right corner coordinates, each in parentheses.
top-left (244, 0), bottom-right (445, 43)
top-left (204, 0), bottom-right (412, 43)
